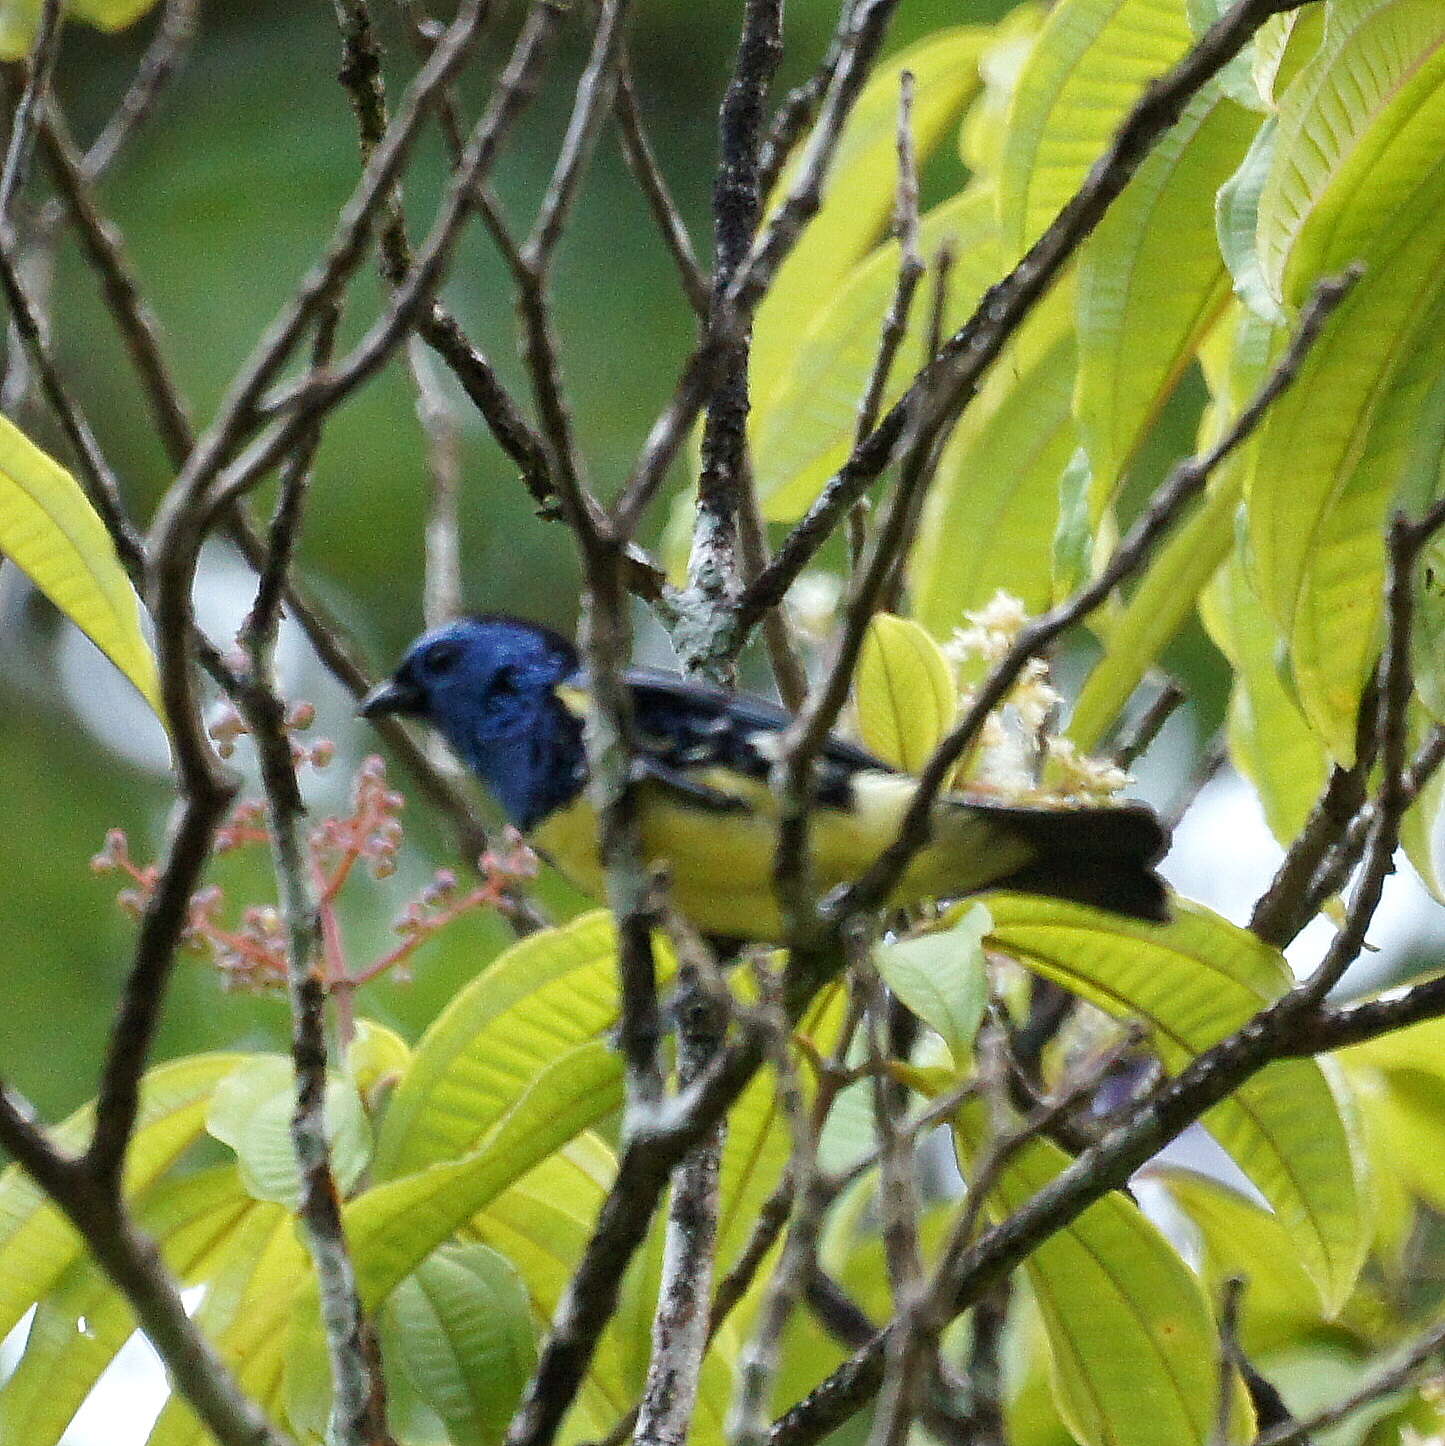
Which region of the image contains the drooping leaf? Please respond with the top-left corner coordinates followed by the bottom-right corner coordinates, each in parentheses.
top-left (751, 186), bottom-right (999, 521)
top-left (998, 0), bottom-right (1195, 258)
top-left (206, 1053), bottom-right (372, 1208)
top-left (1200, 532), bottom-right (1328, 845)
top-left (1256, 0), bottom-right (1445, 308)
top-left (1156, 1168), bottom-right (1326, 1357)
top-left (0, 413), bottom-right (161, 714)
top-left (873, 905), bottom-right (989, 1063)
top-left (1244, 202), bottom-right (1445, 762)
top-left (952, 1100), bottom-right (1244, 1446)
top-left (1250, 8), bottom-right (1325, 110)
top-left (912, 317), bottom-right (1078, 632)
top-left (751, 26), bottom-right (990, 418)
top-left (349, 1040), bottom-right (623, 1311)
top-left (853, 613), bottom-right (958, 773)
top-left (382, 1243), bottom-right (537, 1446)
top-left (982, 895), bottom-right (1368, 1310)
top-left (145, 1201), bottom-right (301, 1446)
top-left (1074, 85), bottom-right (1254, 498)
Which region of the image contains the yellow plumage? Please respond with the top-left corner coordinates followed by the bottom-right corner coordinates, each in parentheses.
top-left (531, 767), bottom-right (1037, 939)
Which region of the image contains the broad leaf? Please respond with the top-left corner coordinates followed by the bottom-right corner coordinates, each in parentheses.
top-left (854, 613), bottom-right (958, 773)
top-left (873, 906), bottom-right (989, 1063)
top-left (0, 1168), bottom-right (252, 1446)
top-left (0, 413), bottom-right (160, 713)
top-left (1256, 0), bottom-right (1445, 307)
top-left (206, 1053), bottom-right (372, 1207)
top-left (751, 26), bottom-right (989, 417)
top-left (1244, 203), bottom-right (1445, 761)
top-left (375, 912), bottom-right (670, 1178)
top-left (1074, 86), bottom-right (1253, 497)
top-left (0, 1053), bottom-right (242, 1343)
top-left (999, 0), bottom-right (1195, 257)
top-left (983, 895), bottom-right (1368, 1310)
top-left (383, 1243), bottom-right (537, 1446)
top-left (952, 1100), bottom-right (1244, 1446)
top-left (0, 0), bottom-right (161, 58)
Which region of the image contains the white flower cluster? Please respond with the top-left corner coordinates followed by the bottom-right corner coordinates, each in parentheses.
top-left (944, 591), bottom-right (1130, 805)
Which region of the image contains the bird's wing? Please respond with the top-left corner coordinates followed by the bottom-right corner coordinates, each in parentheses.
top-left (617, 667), bottom-right (892, 811)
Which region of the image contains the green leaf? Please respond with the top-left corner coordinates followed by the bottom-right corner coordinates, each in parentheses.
top-left (0, 1168), bottom-right (252, 1446)
top-left (375, 911), bottom-right (672, 1179)
top-left (983, 895), bottom-right (1368, 1311)
top-left (999, 0), bottom-right (1195, 258)
top-left (1250, 8), bottom-right (1325, 111)
top-left (751, 186), bottom-right (1000, 521)
top-left (853, 613), bottom-right (958, 773)
top-left (912, 320), bottom-right (1078, 632)
top-left (349, 1040), bottom-right (623, 1310)
top-left (1074, 86), bottom-right (1254, 498)
top-left (1200, 532), bottom-right (1328, 845)
top-left (1257, 0), bottom-right (1445, 308)
top-left (873, 906), bottom-right (989, 1063)
top-left (382, 1244), bottom-right (536, 1446)
top-left (1068, 468), bottom-right (1241, 755)
top-left (0, 413), bottom-right (160, 713)
top-left (952, 1100), bottom-right (1240, 1446)
top-left (206, 1054), bottom-right (372, 1208)
top-left (751, 26), bottom-right (989, 417)
top-left (1244, 203), bottom-right (1445, 762)
top-left (0, 1053), bottom-right (243, 1344)
top-left (1156, 1168), bottom-right (1325, 1356)
top-left (1215, 116), bottom-right (1287, 325)
top-left (145, 1201), bottom-right (301, 1446)
top-left (959, 4), bottom-right (1047, 179)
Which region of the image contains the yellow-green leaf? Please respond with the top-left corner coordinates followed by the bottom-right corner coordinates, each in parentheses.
top-left (1257, 0), bottom-right (1445, 307)
top-left (999, 0), bottom-right (1195, 258)
top-left (983, 895), bottom-right (1368, 1310)
top-left (375, 912), bottom-right (672, 1178)
top-left (873, 906), bottom-right (989, 1063)
top-left (1156, 1168), bottom-right (1325, 1356)
top-left (0, 1167), bottom-right (252, 1446)
top-left (0, 1053), bottom-right (243, 1344)
top-left (0, 413), bottom-right (160, 714)
top-left (1074, 86), bottom-right (1253, 497)
top-left (0, 0), bottom-right (160, 58)
top-left (751, 26), bottom-right (989, 415)
top-left (952, 1100), bottom-right (1242, 1446)
top-left (854, 613), bottom-right (957, 773)
top-left (350, 1040), bottom-right (623, 1310)
top-left (1200, 533), bottom-right (1328, 845)
top-left (911, 319), bottom-right (1078, 633)
top-left (751, 186), bottom-right (999, 521)
top-left (1245, 201), bottom-right (1445, 762)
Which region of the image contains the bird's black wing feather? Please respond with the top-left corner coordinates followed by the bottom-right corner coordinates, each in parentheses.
top-left (615, 667), bottom-right (890, 809)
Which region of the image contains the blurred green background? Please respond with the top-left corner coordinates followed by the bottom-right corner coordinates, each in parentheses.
top-left (1, 0), bottom-right (1040, 1122)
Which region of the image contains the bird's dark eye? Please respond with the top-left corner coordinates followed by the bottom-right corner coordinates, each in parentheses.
top-left (491, 665), bottom-right (520, 697)
top-left (426, 642), bottom-right (462, 675)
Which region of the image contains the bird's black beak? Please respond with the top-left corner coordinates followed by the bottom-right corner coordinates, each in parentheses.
top-left (358, 675), bottom-right (424, 720)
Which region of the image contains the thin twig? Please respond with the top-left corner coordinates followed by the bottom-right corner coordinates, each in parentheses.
top-left (1254, 1321), bottom-right (1445, 1446)
top-left (0, 0), bottom-right (63, 223)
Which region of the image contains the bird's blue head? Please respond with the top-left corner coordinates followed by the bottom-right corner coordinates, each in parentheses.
top-left (360, 615), bottom-right (585, 828)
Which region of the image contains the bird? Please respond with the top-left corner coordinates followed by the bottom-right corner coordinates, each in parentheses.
top-left (359, 615), bottom-right (1169, 940)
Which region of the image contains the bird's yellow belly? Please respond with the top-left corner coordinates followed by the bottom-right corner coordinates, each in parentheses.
top-left (528, 771), bottom-right (1030, 940)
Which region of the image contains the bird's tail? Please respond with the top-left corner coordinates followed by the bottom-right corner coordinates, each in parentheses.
top-left (955, 799), bottom-right (1170, 923)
